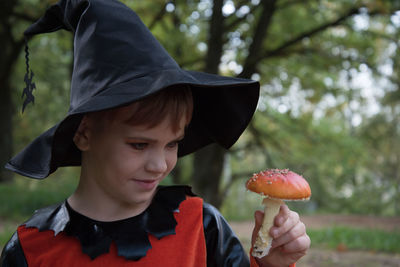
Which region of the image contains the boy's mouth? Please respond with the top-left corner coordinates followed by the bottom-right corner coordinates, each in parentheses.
top-left (132, 179), bottom-right (158, 190)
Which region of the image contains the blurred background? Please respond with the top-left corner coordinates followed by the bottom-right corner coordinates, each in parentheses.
top-left (1, 0), bottom-right (399, 266)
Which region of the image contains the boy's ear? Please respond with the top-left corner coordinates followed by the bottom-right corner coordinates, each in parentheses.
top-left (73, 115), bottom-right (91, 151)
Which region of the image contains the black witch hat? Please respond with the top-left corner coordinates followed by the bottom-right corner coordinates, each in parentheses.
top-left (6, 0), bottom-right (259, 179)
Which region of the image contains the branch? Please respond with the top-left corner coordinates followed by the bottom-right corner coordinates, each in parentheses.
top-left (264, 46), bottom-right (322, 58)
top-left (260, 7), bottom-right (362, 60)
top-left (178, 56), bottom-right (204, 68)
top-left (231, 171), bottom-right (256, 181)
top-left (247, 120), bottom-right (277, 167)
top-left (205, 0), bottom-right (224, 73)
top-left (11, 11), bottom-right (38, 23)
top-left (220, 121), bottom-right (279, 200)
top-left (220, 169), bottom-right (255, 201)
top-left (228, 141), bottom-right (262, 154)
top-left (234, 0), bottom-right (251, 10)
top-left (276, 0), bottom-right (318, 10)
top-left (148, 2), bottom-right (168, 30)
top-left (362, 28), bottom-right (399, 44)
top-left (224, 4), bottom-right (258, 31)
top-left (238, 0), bottom-right (278, 79)
top-left (228, 120), bottom-right (279, 168)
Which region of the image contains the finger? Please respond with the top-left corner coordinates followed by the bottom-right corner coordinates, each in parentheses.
top-left (270, 210), bottom-right (299, 239)
top-left (271, 221), bottom-right (306, 248)
top-left (281, 234), bottom-right (311, 253)
top-left (274, 204), bottom-right (290, 227)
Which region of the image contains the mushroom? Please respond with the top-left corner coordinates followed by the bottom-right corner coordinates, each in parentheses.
top-left (246, 168), bottom-right (311, 258)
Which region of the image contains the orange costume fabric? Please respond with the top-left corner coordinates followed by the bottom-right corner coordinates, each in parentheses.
top-left (17, 197), bottom-right (207, 267)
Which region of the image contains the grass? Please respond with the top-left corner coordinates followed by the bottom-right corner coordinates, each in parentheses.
top-left (238, 227), bottom-right (400, 255)
top-left (308, 226), bottom-right (400, 254)
top-left (0, 223), bottom-right (18, 249)
top-left (0, 183), bottom-right (73, 221)
top-left (0, 169), bottom-right (79, 221)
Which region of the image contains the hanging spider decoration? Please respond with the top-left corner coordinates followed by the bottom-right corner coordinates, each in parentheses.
top-left (21, 39), bottom-right (36, 113)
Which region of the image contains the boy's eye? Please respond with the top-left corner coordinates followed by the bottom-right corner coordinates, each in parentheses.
top-left (167, 141), bottom-right (179, 149)
top-left (130, 143), bottom-right (148, 150)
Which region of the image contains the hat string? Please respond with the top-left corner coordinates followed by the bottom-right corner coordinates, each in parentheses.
top-left (21, 36), bottom-right (36, 113)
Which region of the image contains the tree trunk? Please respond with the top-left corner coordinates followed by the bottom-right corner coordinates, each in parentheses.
top-left (192, 144), bottom-right (225, 208)
top-left (192, 0), bottom-right (278, 208)
top-left (191, 0), bottom-right (225, 208)
top-left (0, 0), bottom-right (24, 182)
top-left (0, 77), bottom-right (14, 182)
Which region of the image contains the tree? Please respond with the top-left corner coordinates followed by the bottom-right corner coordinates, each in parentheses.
top-left (0, 0), bottom-right (29, 182)
top-left (358, 24), bottom-right (400, 215)
top-left (178, 0), bottom-right (397, 208)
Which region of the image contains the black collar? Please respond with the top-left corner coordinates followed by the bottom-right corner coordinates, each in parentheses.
top-left (24, 186), bottom-right (194, 261)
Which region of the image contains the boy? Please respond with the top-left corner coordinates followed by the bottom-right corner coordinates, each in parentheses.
top-left (1, 0), bottom-right (309, 266)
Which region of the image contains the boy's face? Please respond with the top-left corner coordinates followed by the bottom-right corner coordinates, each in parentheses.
top-left (77, 107), bottom-right (186, 212)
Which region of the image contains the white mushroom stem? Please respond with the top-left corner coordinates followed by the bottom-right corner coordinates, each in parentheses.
top-left (252, 198), bottom-right (284, 258)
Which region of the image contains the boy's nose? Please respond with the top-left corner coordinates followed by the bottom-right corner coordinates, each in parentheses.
top-left (145, 152), bottom-right (168, 174)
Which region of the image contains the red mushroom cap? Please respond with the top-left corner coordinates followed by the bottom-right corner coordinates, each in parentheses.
top-left (246, 169), bottom-right (311, 200)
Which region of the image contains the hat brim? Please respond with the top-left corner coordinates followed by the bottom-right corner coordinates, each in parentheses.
top-left (7, 68), bottom-right (259, 179)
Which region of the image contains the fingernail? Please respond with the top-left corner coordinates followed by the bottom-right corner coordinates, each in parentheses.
top-left (271, 229), bottom-right (279, 238)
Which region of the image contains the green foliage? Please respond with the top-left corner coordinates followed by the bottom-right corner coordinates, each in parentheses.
top-left (0, 168), bottom-right (79, 221)
top-left (221, 0), bottom-right (400, 215)
top-left (228, 107), bottom-right (374, 215)
top-left (0, 226), bottom-right (15, 251)
top-left (221, 179), bottom-right (262, 221)
top-left (308, 227), bottom-right (400, 253)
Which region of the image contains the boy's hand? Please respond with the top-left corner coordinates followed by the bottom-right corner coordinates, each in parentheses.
top-left (251, 205), bottom-right (310, 267)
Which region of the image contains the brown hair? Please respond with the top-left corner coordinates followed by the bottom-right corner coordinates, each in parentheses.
top-left (90, 85), bottom-right (193, 132)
